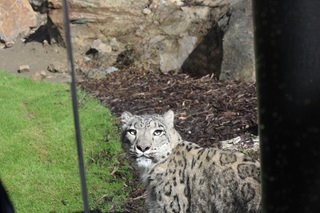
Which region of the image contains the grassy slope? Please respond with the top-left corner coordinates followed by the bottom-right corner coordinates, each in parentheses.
top-left (0, 71), bottom-right (132, 212)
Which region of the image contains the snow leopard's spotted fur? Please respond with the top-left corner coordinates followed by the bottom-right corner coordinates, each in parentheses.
top-left (121, 110), bottom-right (261, 213)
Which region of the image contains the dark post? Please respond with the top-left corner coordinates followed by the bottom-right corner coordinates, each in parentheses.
top-left (253, 1), bottom-right (320, 212)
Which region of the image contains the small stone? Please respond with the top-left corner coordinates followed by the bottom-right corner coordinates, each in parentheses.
top-left (47, 64), bottom-right (56, 72)
top-left (109, 38), bottom-right (119, 51)
top-left (30, 71), bottom-right (47, 81)
top-left (5, 41), bottom-right (15, 48)
top-left (90, 39), bottom-right (112, 53)
top-left (142, 8), bottom-right (152, 15)
top-left (231, 136), bottom-right (241, 145)
top-left (87, 68), bottom-right (107, 80)
top-left (47, 63), bottom-right (68, 73)
top-left (149, 2), bottom-right (159, 10)
top-left (83, 56), bottom-right (91, 63)
top-left (50, 38), bottom-right (57, 44)
top-left (18, 65), bottom-right (30, 73)
top-left (43, 40), bottom-right (49, 46)
top-left (39, 70), bottom-right (48, 78)
top-left (105, 66), bottom-right (118, 74)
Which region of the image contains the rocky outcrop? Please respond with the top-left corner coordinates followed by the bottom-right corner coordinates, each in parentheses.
top-left (43, 0), bottom-right (148, 71)
top-left (138, 2), bottom-right (225, 76)
top-left (1, 0), bottom-right (255, 81)
top-left (179, 0), bottom-right (255, 81)
top-left (47, 0), bottom-right (148, 48)
top-left (130, 0), bottom-right (255, 81)
top-left (43, 0), bottom-right (254, 81)
top-left (0, 0), bottom-right (37, 41)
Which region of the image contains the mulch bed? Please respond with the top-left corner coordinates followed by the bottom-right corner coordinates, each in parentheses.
top-left (79, 71), bottom-right (258, 146)
top-left (78, 70), bottom-right (258, 212)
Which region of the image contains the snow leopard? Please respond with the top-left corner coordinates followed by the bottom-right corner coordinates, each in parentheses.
top-left (121, 110), bottom-right (261, 213)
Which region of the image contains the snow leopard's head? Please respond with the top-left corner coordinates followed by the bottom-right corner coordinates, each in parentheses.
top-left (121, 110), bottom-right (181, 177)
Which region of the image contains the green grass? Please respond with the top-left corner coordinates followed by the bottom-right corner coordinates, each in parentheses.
top-left (0, 71), bottom-right (132, 212)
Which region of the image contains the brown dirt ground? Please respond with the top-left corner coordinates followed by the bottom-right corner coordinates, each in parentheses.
top-left (0, 38), bottom-right (72, 83)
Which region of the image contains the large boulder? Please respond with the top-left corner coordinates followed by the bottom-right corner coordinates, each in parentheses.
top-left (0, 0), bottom-right (37, 41)
top-left (219, 0), bottom-right (255, 81)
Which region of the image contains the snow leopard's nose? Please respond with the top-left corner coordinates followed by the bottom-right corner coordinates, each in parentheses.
top-left (137, 145), bottom-right (150, 152)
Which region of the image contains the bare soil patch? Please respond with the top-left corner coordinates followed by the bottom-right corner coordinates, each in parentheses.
top-left (0, 39), bottom-right (71, 83)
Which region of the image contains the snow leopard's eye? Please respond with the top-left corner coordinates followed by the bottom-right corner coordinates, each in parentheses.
top-left (153, 129), bottom-right (164, 136)
top-left (127, 129), bottom-right (137, 135)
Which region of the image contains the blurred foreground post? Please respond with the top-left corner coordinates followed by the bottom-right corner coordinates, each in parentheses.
top-left (253, 1), bottom-right (320, 212)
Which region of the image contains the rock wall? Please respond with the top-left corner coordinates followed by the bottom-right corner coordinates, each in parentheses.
top-left (137, 3), bottom-right (220, 74)
top-left (179, 0), bottom-right (255, 81)
top-left (0, 0), bottom-right (37, 41)
top-left (1, 0), bottom-right (255, 82)
top-left (181, 21), bottom-right (224, 78)
top-left (47, 0), bottom-right (148, 48)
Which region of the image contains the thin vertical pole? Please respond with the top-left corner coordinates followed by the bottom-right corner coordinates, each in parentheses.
top-left (62, 1), bottom-right (90, 212)
top-left (253, 0), bottom-right (320, 212)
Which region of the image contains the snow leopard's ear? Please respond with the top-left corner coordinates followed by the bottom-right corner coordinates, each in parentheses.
top-left (121, 111), bottom-right (133, 130)
top-left (163, 110), bottom-right (174, 128)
